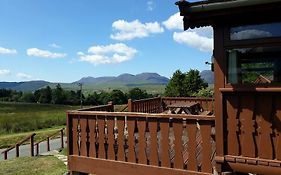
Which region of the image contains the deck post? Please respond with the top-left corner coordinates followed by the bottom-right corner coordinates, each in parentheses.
top-left (128, 99), bottom-right (132, 112)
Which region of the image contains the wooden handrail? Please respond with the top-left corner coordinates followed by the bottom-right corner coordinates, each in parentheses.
top-left (67, 111), bottom-right (215, 121)
top-left (1, 133), bottom-right (36, 160)
top-left (35, 128), bottom-right (65, 155)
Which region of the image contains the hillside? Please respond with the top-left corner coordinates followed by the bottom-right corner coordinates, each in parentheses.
top-left (0, 73), bottom-right (169, 93)
top-left (74, 72), bottom-right (169, 85)
top-left (0, 71), bottom-right (213, 93)
top-left (200, 70), bottom-right (214, 84)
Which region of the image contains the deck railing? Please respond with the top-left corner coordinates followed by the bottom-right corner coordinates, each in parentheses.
top-left (67, 111), bottom-right (215, 175)
top-left (128, 97), bottom-right (162, 113)
top-left (78, 101), bottom-right (114, 112)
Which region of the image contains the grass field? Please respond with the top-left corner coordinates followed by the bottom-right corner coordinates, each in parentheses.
top-left (0, 102), bottom-right (78, 135)
top-left (0, 156), bottom-right (67, 175)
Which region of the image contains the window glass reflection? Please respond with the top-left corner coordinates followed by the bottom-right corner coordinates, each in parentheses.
top-left (230, 22), bottom-right (281, 40)
top-left (227, 46), bottom-right (281, 84)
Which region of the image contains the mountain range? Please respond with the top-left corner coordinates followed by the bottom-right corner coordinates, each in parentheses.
top-left (0, 71), bottom-right (214, 92)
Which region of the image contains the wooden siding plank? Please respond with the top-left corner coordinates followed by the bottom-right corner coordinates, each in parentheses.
top-left (148, 118), bottom-right (158, 166)
top-left (98, 117), bottom-right (106, 159)
top-left (226, 95), bottom-right (240, 156)
top-left (68, 155), bottom-right (212, 175)
top-left (117, 117), bottom-right (125, 161)
top-left (138, 118), bottom-right (147, 164)
top-left (275, 95), bottom-right (281, 160)
top-left (72, 117), bottom-right (79, 155)
top-left (239, 94), bottom-right (256, 157)
top-left (127, 118), bottom-right (136, 163)
top-left (80, 117), bottom-right (88, 157)
top-left (256, 95), bottom-right (273, 159)
top-left (107, 117), bottom-right (115, 160)
top-left (186, 120), bottom-right (198, 171)
top-left (200, 121), bottom-right (213, 173)
top-left (88, 117), bottom-right (96, 158)
top-left (173, 119), bottom-right (184, 169)
top-left (160, 118), bottom-right (170, 168)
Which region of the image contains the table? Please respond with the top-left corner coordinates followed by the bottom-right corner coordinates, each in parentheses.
top-left (166, 102), bottom-right (201, 115)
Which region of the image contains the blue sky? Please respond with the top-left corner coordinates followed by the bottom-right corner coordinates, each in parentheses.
top-left (0, 0), bottom-right (213, 83)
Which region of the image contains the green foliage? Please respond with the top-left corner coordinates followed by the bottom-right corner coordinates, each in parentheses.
top-left (127, 87), bottom-right (152, 100)
top-left (165, 69), bottom-right (208, 97)
top-left (20, 93), bottom-right (35, 103)
top-left (193, 88), bottom-right (214, 97)
top-left (109, 89), bottom-right (127, 104)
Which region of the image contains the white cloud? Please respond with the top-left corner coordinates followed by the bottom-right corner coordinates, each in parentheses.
top-left (162, 12), bottom-right (183, 30)
top-left (78, 43), bottom-right (138, 65)
top-left (49, 43), bottom-right (61, 48)
top-left (110, 19), bottom-right (164, 41)
top-left (0, 47), bottom-right (17, 55)
top-left (173, 31), bottom-right (213, 52)
top-left (26, 48), bottom-right (66, 58)
top-left (17, 73), bottom-right (32, 79)
top-left (231, 29), bottom-right (272, 40)
top-left (147, 1), bottom-right (155, 11)
top-left (0, 69), bottom-right (11, 76)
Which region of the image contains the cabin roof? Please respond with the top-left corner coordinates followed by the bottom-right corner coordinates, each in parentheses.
top-left (176, 0), bottom-right (281, 30)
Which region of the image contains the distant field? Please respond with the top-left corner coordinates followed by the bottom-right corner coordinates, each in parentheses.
top-left (0, 102), bottom-right (78, 134)
top-left (49, 83), bottom-right (166, 95)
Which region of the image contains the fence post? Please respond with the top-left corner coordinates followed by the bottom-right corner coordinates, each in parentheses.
top-left (47, 137), bottom-right (50, 151)
top-left (4, 151), bottom-right (7, 160)
top-left (16, 144), bottom-right (19, 157)
top-left (30, 134), bottom-right (34, 157)
top-left (128, 99), bottom-right (132, 112)
top-left (61, 129), bottom-right (64, 148)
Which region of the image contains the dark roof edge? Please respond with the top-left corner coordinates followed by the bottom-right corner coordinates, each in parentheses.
top-left (176, 0), bottom-right (281, 15)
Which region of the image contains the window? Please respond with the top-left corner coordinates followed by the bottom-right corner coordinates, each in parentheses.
top-left (230, 22), bottom-right (281, 40)
top-left (227, 46), bottom-right (281, 84)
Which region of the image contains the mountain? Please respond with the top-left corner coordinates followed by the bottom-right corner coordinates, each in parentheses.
top-left (200, 70), bottom-right (214, 84)
top-left (74, 72), bottom-right (169, 85)
top-left (0, 81), bottom-right (50, 91)
top-left (0, 73), bottom-right (169, 92)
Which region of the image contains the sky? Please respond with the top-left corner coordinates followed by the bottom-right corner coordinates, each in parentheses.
top-left (0, 0), bottom-right (213, 83)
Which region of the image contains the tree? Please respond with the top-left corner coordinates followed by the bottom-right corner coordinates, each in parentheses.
top-left (127, 87), bottom-right (151, 100)
top-left (52, 84), bottom-right (66, 104)
top-left (21, 92), bottom-right (36, 103)
top-left (184, 69), bottom-right (208, 95)
top-left (109, 89), bottom-right (127, 105)
top-left (164, 70), bottom-right (186, 97)
top-left (164, 69), bottom-right (208, 97)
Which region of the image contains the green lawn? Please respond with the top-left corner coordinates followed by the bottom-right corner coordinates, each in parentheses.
top-left (0, 156), bottom-right (67, 175)
top-left (0, 102), bottom-right (78, 134)
top-left (0, 126), bottom-right (66, 149)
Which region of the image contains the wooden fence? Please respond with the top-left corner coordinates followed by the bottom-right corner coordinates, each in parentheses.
top-left (67, 111), bottom-right (215, 175)
top-left (1, 133), bottom-right (36, 160)
top-left (35, 128), bottom-right (65, 155)
top-left (128, 97), bottom-right (162, 113)
top-left (78, 101), bottom-right (114, 112)
top-left (1, 128), bottom-right (65, 160)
